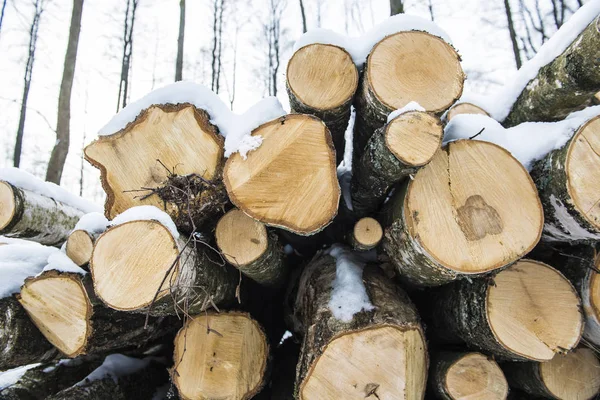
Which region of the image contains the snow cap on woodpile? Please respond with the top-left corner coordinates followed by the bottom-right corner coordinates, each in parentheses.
top-left (110, 205), bottom-right (179, 240)
top-left (0, 243), bottom-right (58, 298)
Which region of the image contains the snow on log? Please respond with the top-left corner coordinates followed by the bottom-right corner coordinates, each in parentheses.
top-left (223, 114), bottom-right (340, 235)
top-left (90, 207), bottom-right (237, 316)
top-left (172, 312), bottom-right (268, 400)
top-left (502, 348), bottom-right (600, 400)
top-left (215, 208), bottom-right (287, 287)
top-left (65, 212), bottom-right (109, 267)
top-left (428, 352), bottom-right (508, 400)
top-left (445, 102), bottom-right (489, 121)
top-left (351, 110), bottom-right (443, 215)
top-left (286, 44), bottom-right (358, 163)
top-left (382, 139), bottom-right (543, 286)
top-left (349, 217), bottom-right (382, 251)
top-left (431, 259), bottom-right (583, 361)
top-left (291, 246), bottom-right (427, 399)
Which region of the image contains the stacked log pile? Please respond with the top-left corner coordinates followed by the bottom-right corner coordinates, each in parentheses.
top-left (2, 12), bottom-right (600, 400)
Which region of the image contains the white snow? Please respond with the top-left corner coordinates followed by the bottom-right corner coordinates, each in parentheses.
top-left (98, 82), bottom-right (285, 159)
top-left (443, 106), bottom-right (600, 170)
top-left (110, 205), bottom-right (179, 240)
top-left (545, 195), bottom-right (600, 241)
top-left (77, 354), bottom-right (150, 385)
top-left (0, 236), bottom-right (44, 246)
top-left (326, 245), bottom-right (375, 322)
top-left (42, 251), bottom-right (86, 275)
top-left (293, 14), bottom-right (452, 67)
top-left (73, 212), bottom-right (109, 235)
top-left (387, 101), bottom-right (426, 123)
top-left (486, 1), bottom-right (600, 121)
top-left (337, 108), bottom-right (356, 211)
top-left (0, 167), bottom-right (101, 214)
top-left (0, 363), bottom-right (41, 389)
top-left (0, 243), bottom-right (59, 298)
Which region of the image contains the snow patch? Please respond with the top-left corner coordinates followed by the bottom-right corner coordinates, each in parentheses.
top-left (294, 14), bottom-right (452, 67)
top-left (0, 244), bottom-right (59, 298)
top-left (77, 354), bottom-right (150, 385)
top-left (337, 108), bottom-right (356, 211)
top-left (110, 206), bottom-right (179, 240)
top-left (0, 363), bottom-right (41, 389)
top-left (547, 195), bottom-right (600, 241)
top-left (387, 101), bottom-right (426, 123)
top-left (42, 251), bottom-right (86, 275)
top-left (0, 168), bottom-right (101, 214)
top-left (73, 212), bottom-right (109, 235)
top-left (98, 82), bottom-right (285, 158)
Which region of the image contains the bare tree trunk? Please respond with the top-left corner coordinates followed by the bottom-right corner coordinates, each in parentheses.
top-left (216, 0), bottom-right (225, 94)
top-left (14, 0), bottom-right (44, 168)
top-left (175, 0), bottom-right (185, 81)
top-left (428, 0), bottom-right (435, 21)
top-left (0, 0), bottom-right (7, 39)
top-left (229, 24), bottom-right (238, 109)
top-left (46, 0), bottom-right (84, 184)
top-left (390, 0), bottom-right (404, 15)
top-left (504, 0), bottom-right (522, 69)
top-left (299, 0), bottom-right (307, 33)
top-left (210, 0), bottom-right (225, 93)
top-left (116, 0), bottom-right (138, 112)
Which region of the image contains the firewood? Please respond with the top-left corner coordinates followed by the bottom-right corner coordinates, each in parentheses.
top-left (428, 352), bottom-right (508, 400)
top-left (171, 312), bottom-right (268, 400)
top-left (353, 31), bottom-right (464, 157)
top-left (431, 259), bottom-right (583, 361)
top-left (65, 230), bottom-right (96, 267)
top-left (349, 217), bottom-right (382, 251)
top-left (351, 110), bottom-right (443, 215)
top-left (445, 102), bottom-right (489, 121)
top-left (286, 44), bottom-right (359, 163)
top-left (223, 114), bottom-right (339, 235)
top-left (502, 347), bottom-right (600, 400)
top-left (530, 115), bottom-right (600, 243)
top-left (382, 139), bottom-right (543, 286)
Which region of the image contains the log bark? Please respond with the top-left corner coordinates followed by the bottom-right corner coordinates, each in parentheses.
top-left (530, 115), bottom-right (600, 243)
top-left (381, 139), bottom-right (543, 286)
top-left (0, 297), bottom-right (57, 370)
top-left (351, 111), bottom-right (442, 216)
top-left (445, 102), bottom-right (489, 122)
top-left (17, 270), bottom-right (177, 357)
top-left (503, 16), bottom-right (600, 127)
top-left (0, 181), bottom-right (83, 246)
top-left (293, 249), bottom-right (428, 399)
top-left (430, 259), bottom-right (583, 361)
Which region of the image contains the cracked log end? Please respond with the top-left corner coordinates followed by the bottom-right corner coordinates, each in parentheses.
top-left (445, 102), bottom-right (489, 121)
top-left (216, 208), bottom-right (268, 266)
top-left (351, 217), bottom-right (383, 251)
top-left (0, 181), bottom-right (15, 231)
top-left (386, 111), bottom-right (443, 166)
top-left (66, 230), bottom-right (94, 267)
top-left (172, 312), bottom-right (268, 400)
top-left (224, 114), bottom-right (340, 235)
top-left (538, 348), bottom-right (600, 399)
top-left (443, 353), bottom-right (507, 400)
top-left (299, 326), bottom-right (426, 400)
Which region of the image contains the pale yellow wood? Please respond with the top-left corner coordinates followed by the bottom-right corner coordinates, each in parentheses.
top-left (353, 217), bottom-right (383, 248)
top-left (85, 104), bottom-right (223, 219)
top-left (173, 313), bottom-right (268, 400)
top-left (566, 116), bottom-right (600, 231)
top-left (590, 255), bottom-right (600, 320)
top-left (446, 103), bottom-right (489, 121)
top-left (224, 115), bottom-right (339, 235)
top-left (368, 31), bottom-right (464, 113)
top-left (300, 326), bottom-right (427, 400)
top-left (216, 208), bottom-right (268, 266)
top-left (287, 44), bottom-right (358, 110)
top-left (405, 140), bottom-right (543, 273)
top-left (386, 111), bottom-right (443, 166)
top-left (541, 348), bottom-right (600, 400)
top-left (66, 230), bottom-right (94, 266)
top-left (0, 181), bottom-right (16, 230)
top-left (487, 260), bottom-right (583, 361)
top-left (90, 220), bottom-right (178, 310)
top-left (445, 353), bottom-right (508, 400)
top-left (19, 273), bottom-right (90, 357)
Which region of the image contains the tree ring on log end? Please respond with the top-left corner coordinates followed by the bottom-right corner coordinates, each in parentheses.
top-left (287, 44), bottom-right (358, 110)
top-left (487, 260), bottom-right (583, 361)
top-left (444, 353), bottom-right (508, 400)
top-left (173, 312), bottom-right (268, 400)
top-left (566, 115), bottom-right (600, 231)
top-left (66, 230), bottom-right (94, 266)
top-left (405, 140), bottom-right (543, 274)
top-left (446, 103), bottom-right (489, 121)
top-left (216, 208), bottom-right (268, 266)
top-left (368, 31), bottom-right (464, 113)
top-left (18, 271), bottom-right (91, 357)
top-left (353, 217), bottom-right (383, 249)
top-left (300, 326), bottom-right (427, 400)
top-left (386, 111), bottom-right (443, 166)
top-left (540, 348), bottom-right (600, 400)
top-left (0, 181), bottom-right (16, 230)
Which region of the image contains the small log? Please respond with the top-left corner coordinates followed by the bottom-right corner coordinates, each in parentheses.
top-left (65, 230), bottom-right (96, 267)
top-left (0, 181), bottom-right (83, 246)
top-left (293, 248), bottom-right (428, 399)
top-left (530, 115), bottom-right (600, 243)
top-left (286, 44), bottom-right (359, 164)
top-left (431, 259), bottom-right (583, 361)
top-left (172, 312), bottom-right (269, 400)
top-left (215, 208), bottom-right (287, 287)
top-left (349, 217), bottom-right (382, 251)
top-left (429, 352), bottom-right (508, 400)
top-left (503, 16), bottom-right (600, 126)
top-left (353, 31), bottom-right (463, 157)
top-left (502, 347), bottom-right (600, 400)
top-left (445, 102), bottom-right (489, 121)
top-left (17, 270), bottom-right (175, 357)
top-left (223, 114), bottom-right (340, 235)
top-left (90, 219), bottom-right (237, 316)
top-left (351, 110), bottom-right (443, 215)
top-left (382, 139), bottom-right (543, 286)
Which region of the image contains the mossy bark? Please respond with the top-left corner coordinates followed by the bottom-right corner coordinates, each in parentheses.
top-left (234, 231), bottom-right (287, 287)
top-left (503, 16), bottom-right (600, 127)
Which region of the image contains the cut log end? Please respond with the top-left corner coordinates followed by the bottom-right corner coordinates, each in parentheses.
top-left (173, 312), bottom-right (268, 400)
top-left (488, 260), bottom-right (583, 361)
top-left (18, 271), bottom-right (90, 357)
top-left (352, 217), bottom-right (383, 250)
top-left (446, 102), bottom-right (489, 121)
top-left (386, 111), bottom-right (443, 166)
top-left (444, 353), bottom-right (507, 400)
top-left (287, 44), bottom-right (358, 110)
top-left (0, 181), bottom-right (15, 230)
top-left (216, 208), bottom-right (268, 266)
top-left (299, 326), bottom-right (427, 400)
top-left (368, 31), bottom-right (464, 113)
top-left (540, 348), bottom-right (600, 399)
top-left (66, 230), bottom-right (94, 266)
